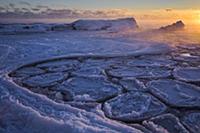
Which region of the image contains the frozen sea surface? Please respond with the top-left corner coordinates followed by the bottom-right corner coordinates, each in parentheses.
top-left (0, 22), bottom-right (200, 133)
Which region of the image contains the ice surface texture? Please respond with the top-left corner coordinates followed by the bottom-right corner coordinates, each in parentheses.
top-left (103, 92), bottom-right (167, 122)
top-left (56, 76), bottom-right (121, 102)
top-left (143, 114), bottom-right (189, 133)
top-left (107, 66), bottom-right (171, 79)
top-left (148, 80), bottom-right (200, 108)
top-left (181, 112), bottom-right (200, 133)
top-left (173, 67), bottom-right (200, 82)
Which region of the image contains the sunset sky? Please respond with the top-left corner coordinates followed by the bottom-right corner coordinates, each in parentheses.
top-left (1, 0), bottom-right (200, 9)
top-left (0, 0), bottom-right (200, 25)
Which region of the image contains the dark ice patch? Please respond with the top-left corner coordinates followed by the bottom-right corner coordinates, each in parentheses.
top-left (37, 59), bottom-right (80, 72)
top-left (11, 67), bottom-right (45, 77)
top-left (22, 72), bottom-right (67, 87)
top-left (143, 113), bottom-right (189, 133)
top-left (130, 124), bottom-right (153, 133)
top-left (181, 112), bottom-right (200, 133)
top-left (119, 77), bottom-right (146, 92)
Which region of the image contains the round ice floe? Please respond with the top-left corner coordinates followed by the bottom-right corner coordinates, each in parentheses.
top-left (72, 59), bottom-right (121, 76)
top-left (36, 59), bottom-right (80, 72)
top-left (147, 80), bottom-right (200, 108)
top-left (81, 59), bottom-right (118, 68)
top-left (173, 67), bottom-right (200, 82)
top-left (127, 56), bottom-right (176, 67)
top-left (130, 124), bottom-right (153, 133)
top-left (72, 67), bottom-right (105, 77)
top-left (119, 78), bottom-right (146, 92)
top-left (173, 53), bottom-right (200, 65)
top-left (59, 76), bottom-right (121, 102)
top-left (12, 67), bottom-right (45, 77)
top-left (181, 112), bottom-right (200, 133)
top-left (143, 114), bottom-right (189, 133)
top-left (103, 92), bottom-right (166, 122)
top-left (22, 72), bottom-right (68, 87)
top-left (107, 66), bottom-right (171, 79)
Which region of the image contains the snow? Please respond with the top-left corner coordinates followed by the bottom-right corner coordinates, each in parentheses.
top-left (0, 18), bottom-right (138, 34)
top-left (0, 24), bottom-right (49, 35)
top-left (72, 18), bottom-right (138, 31)
top-left (0, 78), bottom-right (141, 133)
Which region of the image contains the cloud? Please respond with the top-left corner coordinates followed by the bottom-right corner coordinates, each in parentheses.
top-left (31, 8), bottom-right (41, 12)
top-left (1, 3), bottom-right (198, 23)
top-left (0, 6), bottom-right (6, 12)
top-left (19, 1), bottom-right (31, 6)
top-left (0, 2), bottom-right (129, 19)
top-left (21, 8), bottom-right (30, 12)
top-left (9, 3), bottom-right (15, 8)
top-left (36, 5), bottom-right (49, 9)
top-left (0, 5), bottom-right (127, 19)
top-left (165, 9), bottom-right (173, 12)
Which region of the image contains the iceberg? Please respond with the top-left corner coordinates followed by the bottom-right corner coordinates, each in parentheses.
top-left (72, 18), bottom-right (138, 31)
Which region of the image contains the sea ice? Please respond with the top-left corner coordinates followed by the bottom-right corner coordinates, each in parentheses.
top-left (173, 67), bottom-right (200, 82)
top-left (143, 113), bottom-right (189, 133)
top-left (181, 112), bottom-right (200, 133)
top-left (22, 72), bottom-right (68, 87)
top-left (119, 77), bottom-right (146, 92)
top-left (0, 24), bottom-right (48, 35)
top-left (148, 80), bottom-right (200, 108)
top-left (72, 18), bottom-right (138, 31)
top-left (107, 66), bottom-right (171, 79)
top-left (127, 56), bottom-right (176, 67)
top-left (60, 76), bottom-right (121, 102)
top-left (130, 124), bottom-right (153, 133)
top-left (10, 67), bottom-right (45, 78)
top-left (103, 92), bottom-right (166, 122)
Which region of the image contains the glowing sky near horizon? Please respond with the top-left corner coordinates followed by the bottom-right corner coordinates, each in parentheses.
top-left (0, 0), bottom-right (200, 26)
top-left (1, 0), bottom-right (200, 9)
